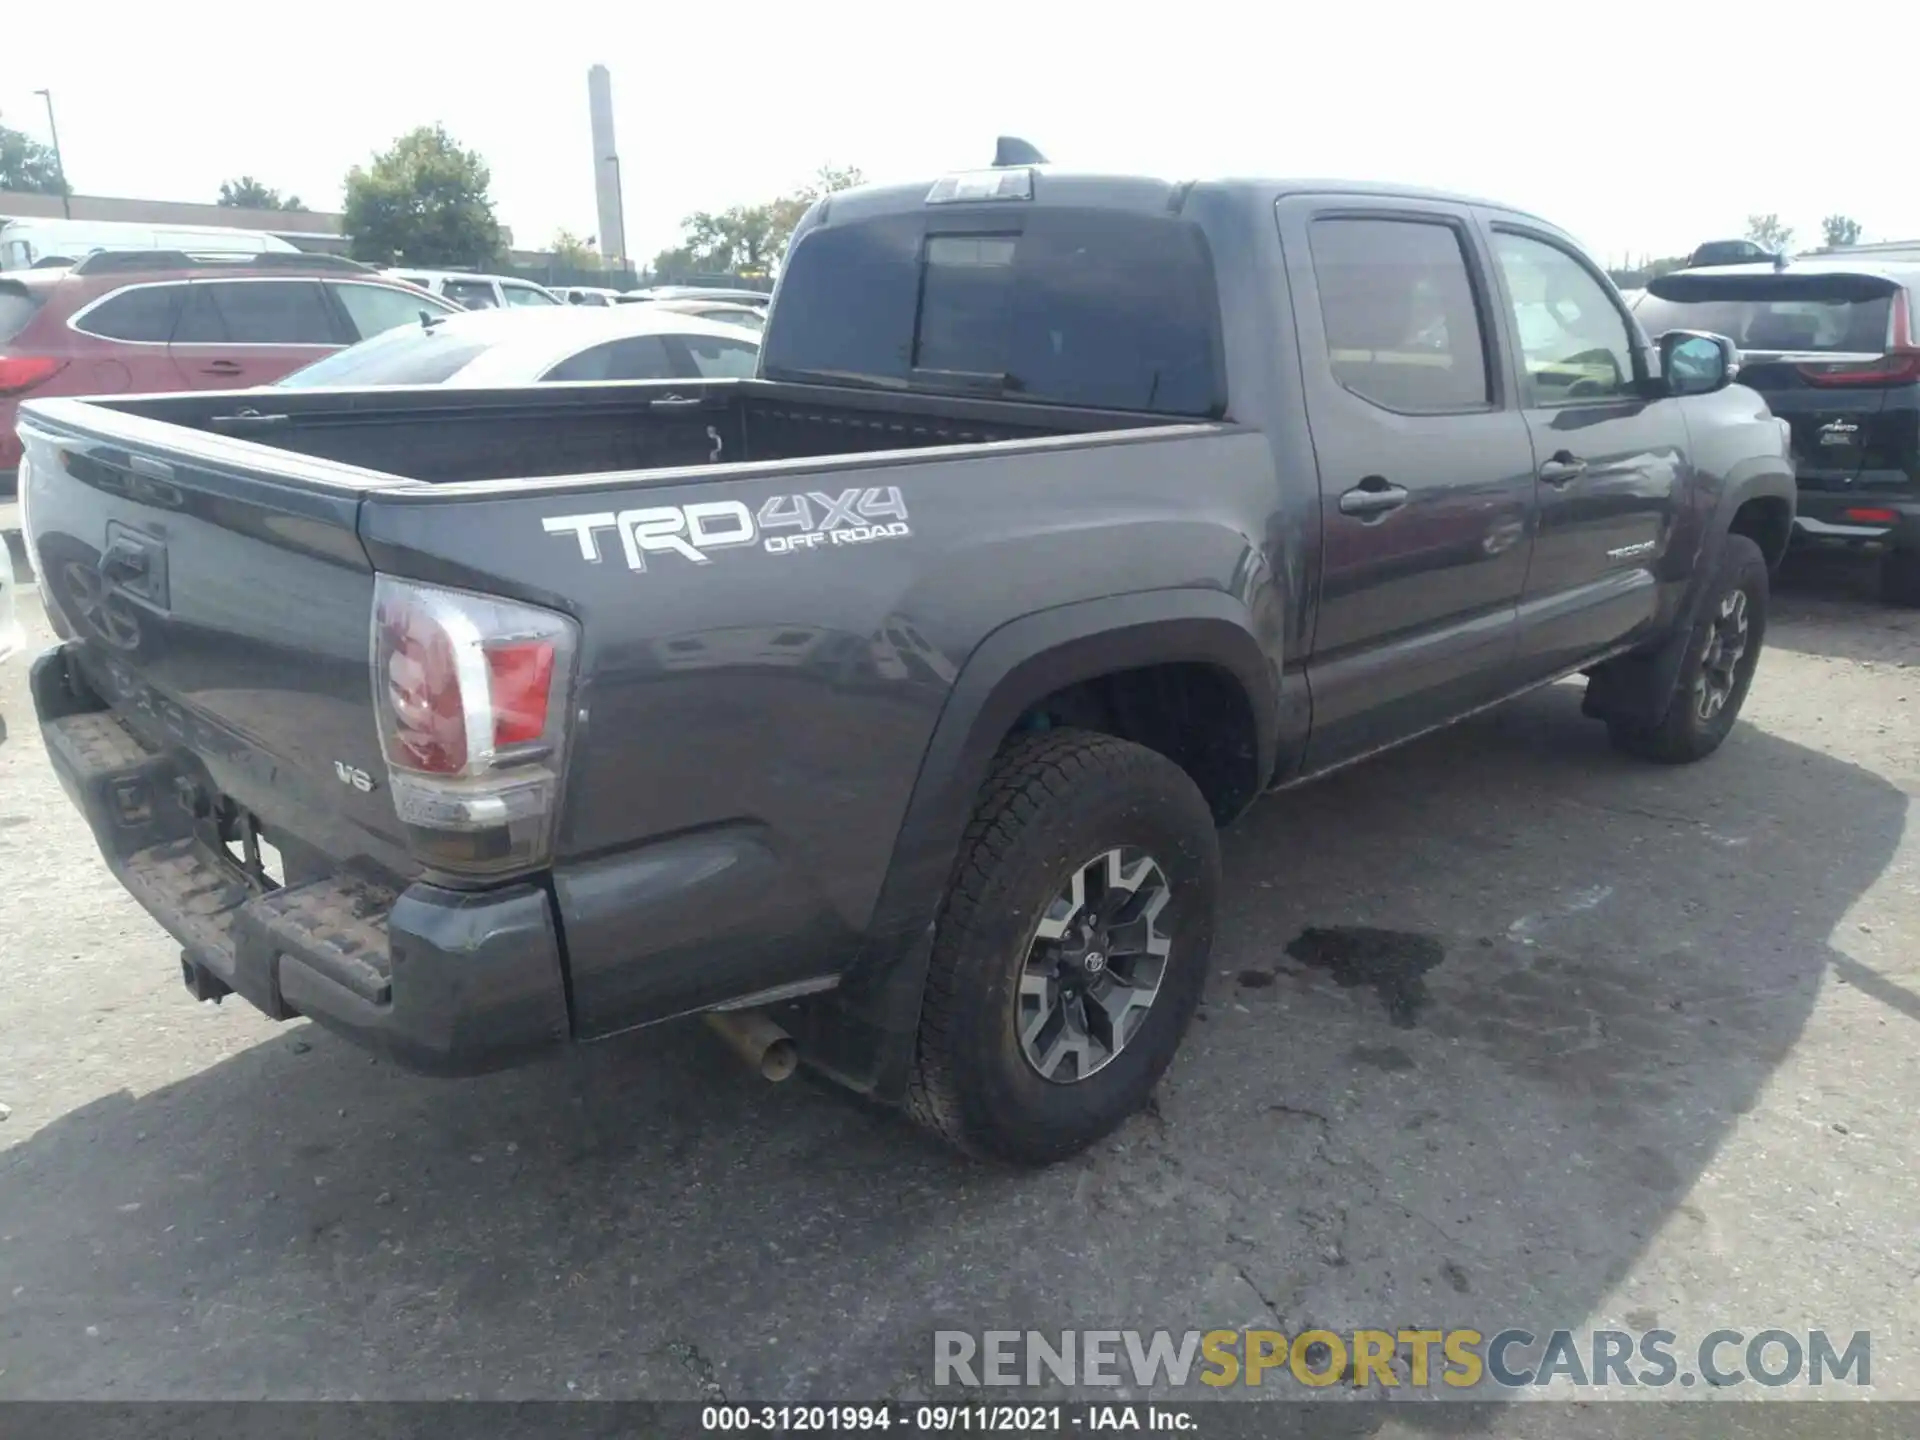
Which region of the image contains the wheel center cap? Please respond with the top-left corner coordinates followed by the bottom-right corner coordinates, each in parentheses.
top-left (1083, 951), bottom-right (1106, 974)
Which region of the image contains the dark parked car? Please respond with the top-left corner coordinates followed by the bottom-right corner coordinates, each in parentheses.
top-left (1633, 258), bottom-right (1920, 603)
top-left (18, 163), bottom-right (1792, 1165)
top-left (0, 251), bottom-right (456, 492)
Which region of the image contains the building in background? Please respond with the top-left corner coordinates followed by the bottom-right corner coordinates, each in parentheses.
top-left (587, 65), bottom-right (627, 267)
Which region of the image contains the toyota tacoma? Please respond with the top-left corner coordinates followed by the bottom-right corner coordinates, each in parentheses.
top-left (16, 155), bottom-right (1794, 1164)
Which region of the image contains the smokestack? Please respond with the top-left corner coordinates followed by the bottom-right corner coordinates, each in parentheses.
top-left (587, 65), bottom-right (626, 266)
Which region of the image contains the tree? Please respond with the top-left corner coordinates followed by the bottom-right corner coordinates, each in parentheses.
top-left (1820, 214), bottom-right (1863, 251)
top-left (0, 122), bottom-right (67, 195)
top-left (218, 176), bottom-right (305, 211)
top-left (1744, 213), bottom-right (1794, 254)
top-left (1607, 254), bottom-right (1686, 290)
top-left (549, 229), bottom-right (601, 269)
top-left (342, 125), bottom-right (502, 268)
top-left (650, 164), bottom-right (864, 280)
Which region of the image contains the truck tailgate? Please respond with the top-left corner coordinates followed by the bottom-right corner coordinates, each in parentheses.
top-left (17, 405), bottom-right (417, 882)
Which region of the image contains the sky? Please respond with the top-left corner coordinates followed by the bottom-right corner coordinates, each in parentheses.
top-left (6, 2), bottom-right (1918, 268)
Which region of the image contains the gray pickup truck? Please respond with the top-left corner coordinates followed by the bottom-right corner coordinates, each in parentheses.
top-left (17, 160), bottom-right (1794, 1164)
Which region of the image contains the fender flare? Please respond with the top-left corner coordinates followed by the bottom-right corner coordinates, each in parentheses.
top-left (791, 588), bottom-right (1279, 1100)
top-left (1593, 454), bottom-right (1796, 726)
top-left (1705, 453), bottom-right (1796, 569)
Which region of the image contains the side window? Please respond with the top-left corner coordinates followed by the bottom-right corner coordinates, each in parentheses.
top-left (442, 279), bottom-right (499, 310)
top-left (174, 281), bottom-right (339, 344)
top-left (75, 284), bottom-right (185, 342)
top-left (678, 335), bottom-right (759, 378)
top-left (1309, 217), bottom-right (1491, 412)
top-left (542, 335), bottom-right (676, 382)
top-left (332, 282), bottom-right (447, 340)
top-left (1491, 231), bottom-right (1637, 405)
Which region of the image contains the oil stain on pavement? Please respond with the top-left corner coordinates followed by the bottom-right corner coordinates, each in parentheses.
top-left (1285, 925), bottom-right (1446, 1028)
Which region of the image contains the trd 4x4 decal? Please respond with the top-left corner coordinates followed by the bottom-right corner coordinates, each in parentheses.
top-left (543, 486), bottom-right (910, 572)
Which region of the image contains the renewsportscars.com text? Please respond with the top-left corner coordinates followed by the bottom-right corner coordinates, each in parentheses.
top-left (934, 1327), bottom-right (1871, 1391)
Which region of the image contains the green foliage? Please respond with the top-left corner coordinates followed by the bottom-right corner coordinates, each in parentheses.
top-left (1744, 213), bottom-right (1793, 254)
top-left (550, 229), bottom-right (601, 269)
top-left (0, 123), bottom-right (66, 195)
top-left (343, 125), bottom-right (502, 268)
top-left (1820, 214), bottom-right (1862, 251)
top-left (650, 164), bottom-right (864, 281)
top-left (1607, 255), bottom-right (1686, 290)
top-left (218, 176), bottom-right (304, 211)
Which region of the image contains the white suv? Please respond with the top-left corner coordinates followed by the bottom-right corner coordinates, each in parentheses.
top-left (384, 270), bottom-right (561, 312)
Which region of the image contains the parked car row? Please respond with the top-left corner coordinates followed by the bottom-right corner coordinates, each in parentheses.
top-left (276, 303), bottom-right (760, 389)
top-left (0, 251), bottom-right (461, 490)
top-left (0, 249), bottom-right (768, 493)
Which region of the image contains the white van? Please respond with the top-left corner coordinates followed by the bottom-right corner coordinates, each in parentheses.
top-left (0, 217), bottom-right (304, 271)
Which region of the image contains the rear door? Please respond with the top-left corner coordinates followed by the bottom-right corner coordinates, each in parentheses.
top-left (1634, 269), bottom-right (1916, 501)
top-left (167, 278), bottom-right (347, 388)
top-left (1279, 199), bottom-right (1539, 770)
top-left (64, 282), bottom-right (190, 395)
top-left (1482, 222), bottom-right (1686, 673)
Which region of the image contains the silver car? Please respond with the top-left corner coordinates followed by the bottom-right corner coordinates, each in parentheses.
top-left (275, 305), bottom-right (760, 389)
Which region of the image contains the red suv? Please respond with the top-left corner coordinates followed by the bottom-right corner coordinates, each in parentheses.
top-left (1, 251), bottom-right (458, 490)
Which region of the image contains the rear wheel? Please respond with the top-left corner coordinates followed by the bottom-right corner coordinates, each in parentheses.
top-left (1606, 533), bottom-right (1768, 764)
top-left (1881, 548), bottom-right (1920, 608)
top-left (907, 730), bottom-right (1219, 1165)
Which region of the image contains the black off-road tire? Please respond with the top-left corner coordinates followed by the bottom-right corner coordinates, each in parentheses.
top-left (906, 729), bottom-right (1220, 1166)
top-left (1881, 549), bottom-right (1920, 608)
top-left (1607, 533), bottom-right (1768, 764)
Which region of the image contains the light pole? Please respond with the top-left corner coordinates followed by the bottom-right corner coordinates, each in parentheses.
top-left (604, 153), bottom-right (628, 271)
top-left (32, 89), bottom-right (71, 219)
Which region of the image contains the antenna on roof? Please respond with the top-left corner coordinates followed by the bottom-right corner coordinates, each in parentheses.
top-left (993, 136), bottom-right (1048, 168)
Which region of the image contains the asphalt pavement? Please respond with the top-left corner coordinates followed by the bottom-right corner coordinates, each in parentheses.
top-left (1, 553), bottom-right (1916, 1431)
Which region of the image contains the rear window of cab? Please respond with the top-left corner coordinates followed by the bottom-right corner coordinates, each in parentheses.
top-left (762, 207), bottom-right (1226, 418)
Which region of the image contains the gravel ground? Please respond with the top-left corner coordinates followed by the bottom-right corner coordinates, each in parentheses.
top-left (0, 552), bottom-right (1916, 1430)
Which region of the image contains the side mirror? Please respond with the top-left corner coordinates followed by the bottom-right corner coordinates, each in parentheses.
top-left (1660, 330), bottom-right (1739, 396)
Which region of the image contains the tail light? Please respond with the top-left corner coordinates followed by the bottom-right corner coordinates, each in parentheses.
top-left (371, 575), bottom-right (579, 880)
top-left (0, 354), bottom-right (65, 396)
top-left (1798, 289), bottom-right (1920, 387)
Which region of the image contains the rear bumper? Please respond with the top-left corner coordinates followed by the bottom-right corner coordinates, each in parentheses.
top-left (32, 646), bottom-right (571, 1076)
top-left (1792, 490), bottom-right (1920, 549)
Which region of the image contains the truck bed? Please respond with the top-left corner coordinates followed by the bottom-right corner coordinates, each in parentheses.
top-left (76, 378), bottom-right (1166, 487)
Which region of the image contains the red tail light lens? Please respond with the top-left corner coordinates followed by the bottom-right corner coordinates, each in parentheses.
top-left (485, 641), bottom-right (558, 747)
top-left (371, 576), bottom-right (579, 878)
top-left (1799, 289), bottom-right (1920, 387)
top-left (0, 354), bottom-right (65, 396)
top-left (1798, 350), bottom-right (1920, 387)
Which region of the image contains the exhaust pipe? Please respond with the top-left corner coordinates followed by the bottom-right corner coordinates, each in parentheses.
top-left (704, 1009), bottom-right (798, 1082)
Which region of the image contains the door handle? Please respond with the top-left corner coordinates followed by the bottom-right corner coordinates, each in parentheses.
top-left (649, 394), bottom-right (704, 409)
top-left (202, 360), bottom-right (244, 376)
top-left (1338, 478), bottom-right (1410, 519)
top-left (1538, 452), bottom-right (1588, 487)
